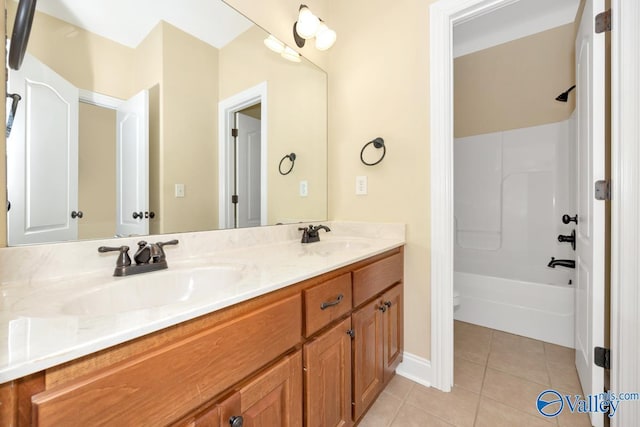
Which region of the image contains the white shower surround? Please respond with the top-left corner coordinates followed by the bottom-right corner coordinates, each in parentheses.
top-left (454, 119), bottom-right (576, 347)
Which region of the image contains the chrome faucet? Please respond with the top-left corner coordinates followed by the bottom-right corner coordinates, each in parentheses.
top-left (547, 257), bottom-right (575, 269)
top-left (99, 239), bottom-right (179, 276)
top-left (298, 224), bottom-right (331, 243)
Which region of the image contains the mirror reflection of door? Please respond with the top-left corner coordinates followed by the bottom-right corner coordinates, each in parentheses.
top-left (7, 53), bottom-right (79, 245)
top-left (116, 89), bottom-right (149, 237)
top-left (234, 107), bottom-right (262, 228)
top-left (7, 52), bottom-right (151, 244)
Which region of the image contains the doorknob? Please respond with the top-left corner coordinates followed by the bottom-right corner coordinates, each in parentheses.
top-left (132, 212), bottom-right (143, 219)
top-left (71, 210), bottom-right (83, 219)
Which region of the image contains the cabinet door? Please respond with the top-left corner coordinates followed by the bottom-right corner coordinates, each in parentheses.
top-left (304, 317), bottom-right (353, 427)
top-left (179, 392), bottom-right (241, 427)
top-left (238, 351), bottom-right (302, 427)
top-left (382, 284), bottom-right (404, 384)
top-left (352, 300), bottom-right (384, 421)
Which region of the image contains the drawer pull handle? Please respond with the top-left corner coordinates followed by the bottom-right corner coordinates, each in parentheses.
top-left (320, 294), bottom-right (344, 310)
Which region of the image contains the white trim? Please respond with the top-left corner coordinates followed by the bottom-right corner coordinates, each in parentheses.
top-left (610, 1), bottom-right (640, 426)
top-left (217, 82), bottom-right (268, 229)
top-left (395, 352), bottom-right (432, 389)
top-left (78, 89), bottom-right (123, 109)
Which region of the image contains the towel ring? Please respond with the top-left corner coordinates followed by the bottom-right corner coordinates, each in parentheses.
top-left (360, 137), bottom-right (385, 166)
top-left (9, 0), bottom-right (37, 70)
top-left (279, 153), bottom-right (296, 175)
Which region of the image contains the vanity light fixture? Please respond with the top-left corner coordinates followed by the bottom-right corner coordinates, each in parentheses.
top-left (293, 4), bottom-right (336, 50)
top-left (264, 35), bottom-right (285, 53)
top-left (264, 35), bottom-right (302, 63)
top-left (281, 46), bottom-right (302, 63)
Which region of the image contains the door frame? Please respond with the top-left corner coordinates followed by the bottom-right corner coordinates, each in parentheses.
top-left (429, 1), bottom-right (640, 417)
top-left (218, 82), bottom-right (268, 229)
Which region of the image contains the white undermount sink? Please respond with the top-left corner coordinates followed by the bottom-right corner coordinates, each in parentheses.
top-left (60, 265), bottom-right (246, 316)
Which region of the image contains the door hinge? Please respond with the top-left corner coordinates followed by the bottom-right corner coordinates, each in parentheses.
top-left (594, 346), bottom-right (610, 369)
top-left (231, 195), bottom-right (239, 204)
top-left (595, 180), bottom-right (611, 200)
top-left (231, 128), bottom-right (238, 137)
top-left (595, 9), bottom-right (612, 33)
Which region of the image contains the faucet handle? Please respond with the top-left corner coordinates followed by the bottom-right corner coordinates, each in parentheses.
top-left (98, 245), bottom-right (132, 267)
top-left (150, 239), bottom-right (179, 262)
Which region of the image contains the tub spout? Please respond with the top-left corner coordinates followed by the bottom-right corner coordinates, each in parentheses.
top-left (547, 257), bottom-right (575, 269)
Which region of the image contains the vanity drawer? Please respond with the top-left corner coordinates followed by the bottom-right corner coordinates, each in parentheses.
top-left (352, 251), bottom-right (403, 307)
top-left (32, 294), bottom-right (302, 427)
top-left (304, 273), bottom-right (352, 337)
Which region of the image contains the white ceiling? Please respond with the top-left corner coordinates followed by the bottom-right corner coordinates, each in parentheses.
top-left (29, 0), bottom-right (254, 49)
top-left (453, 0), bottom-right (581, 58)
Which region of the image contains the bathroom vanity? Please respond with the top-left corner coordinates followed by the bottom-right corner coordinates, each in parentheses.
top-left (0, 222), bottom-right (405, 426)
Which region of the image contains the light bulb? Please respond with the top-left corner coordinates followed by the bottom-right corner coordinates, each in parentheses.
top-left (296, 6), bottom-right (320, 39)
top-left (315, 22), bottom-right (336, 50)
top-left (264, 35), bottom-right (285, 53)
top-left (281, 46), bottom-right (302, 63)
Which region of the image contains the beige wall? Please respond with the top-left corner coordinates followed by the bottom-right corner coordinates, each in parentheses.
top-left (8, 3), bottom-right (136, 99)
top-left (219, 26), bottom-right (327, 224)
top-left (454, 24), bottom-right (576, 138)
top-left (160, 22), bottom-right (219, 234)
top-left (325, 0), bottom-right (433, 360)
top-left (224, 0), bottom-right (434, 361)
top-left (78, 103), bottom-right (116, 239)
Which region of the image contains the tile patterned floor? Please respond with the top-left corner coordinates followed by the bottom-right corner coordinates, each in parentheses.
top-left (358, 321), bottom-right (592, 427)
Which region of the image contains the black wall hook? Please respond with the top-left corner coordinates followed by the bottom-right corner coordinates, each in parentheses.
top-left (279, 152), bottom-right (296, 175)
top-left (360, 137), bottom-right (385, 166)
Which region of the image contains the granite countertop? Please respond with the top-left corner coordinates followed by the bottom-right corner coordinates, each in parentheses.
top-left (0, 222), bottom-right (405, 383)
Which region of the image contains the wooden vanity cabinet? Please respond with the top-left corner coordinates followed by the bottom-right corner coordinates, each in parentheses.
top-left (0, 247), bottom-right (403, 427)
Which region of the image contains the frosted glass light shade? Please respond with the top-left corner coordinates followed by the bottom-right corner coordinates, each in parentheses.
top-left (296, 6), bottom-right (320, 39)
top-left (281, 46), bottom-right (301, 63)
top-left (315, 22), bottom-right (336, 51)
top-left (264, 35), bottom-right (285, 53)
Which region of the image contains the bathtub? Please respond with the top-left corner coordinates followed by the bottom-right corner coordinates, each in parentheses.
top-left (454, 271), bottom-right (575, 348)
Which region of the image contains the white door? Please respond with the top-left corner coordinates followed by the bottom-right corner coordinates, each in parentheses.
top-left (7, 53), bottom-right (79, 245)
top-left (575, 1), bottom-right (605, 425)
top-left (116, 90), bottom-right (149, 237)
top-left (236, 112), bottom-right (262, 228)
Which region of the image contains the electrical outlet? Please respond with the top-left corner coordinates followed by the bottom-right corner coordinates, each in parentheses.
top-left (175, 184), bottom-right (185, 198)
top-left (299, 180), bottom-right (308, 197)
top-left (356, 176), bottom-right (368, 195)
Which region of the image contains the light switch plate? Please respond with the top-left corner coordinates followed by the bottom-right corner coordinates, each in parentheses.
top-left (356, 176), bottom-right (367, 195)
top-left (175, 184), bottom-right (185, 198)
top-left (299, 180), bottom-right (308, 197)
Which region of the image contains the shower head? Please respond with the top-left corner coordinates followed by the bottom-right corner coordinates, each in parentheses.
top-left (555, 85), bottom-right (576, 102)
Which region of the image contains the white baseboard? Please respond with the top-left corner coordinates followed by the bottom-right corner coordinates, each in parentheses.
top-left (395, 352), bottom-right (432, 388)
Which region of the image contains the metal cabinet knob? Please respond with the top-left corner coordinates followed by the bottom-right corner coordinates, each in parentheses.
top-left (229, 415), bottom-right (244, 427)
top-left (377, 304), bottom-right (387, 313)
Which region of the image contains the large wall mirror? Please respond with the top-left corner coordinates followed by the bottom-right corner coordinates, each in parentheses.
top-left (5, 0), bottom-right (327, 246)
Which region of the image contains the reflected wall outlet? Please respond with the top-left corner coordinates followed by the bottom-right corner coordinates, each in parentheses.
top-left (299, 180), bottom-right (308, 197)
top-left (356, 176), bottom-right (368, 195)
top-left (175, 184), bottom-right (185, 198)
